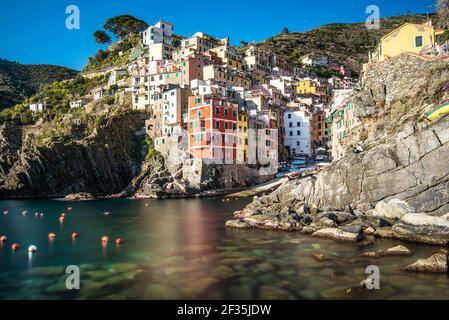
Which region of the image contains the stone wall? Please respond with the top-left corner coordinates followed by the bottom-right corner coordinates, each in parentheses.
top-left (182, 158), bottom-right (274, 191)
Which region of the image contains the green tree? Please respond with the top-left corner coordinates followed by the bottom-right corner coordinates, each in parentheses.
top-left (103, 15), bottom-right (148, 38)
top-left (94, 30), bottom-right (112, 44)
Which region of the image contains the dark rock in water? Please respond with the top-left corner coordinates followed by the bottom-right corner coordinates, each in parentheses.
top-left (402, 253), bottom-right (448, 273)
top-left (65, 192), bottom-right (94, 201)
top-left (312, 253), bottom-right (331, 263)
top-left (300, 214), bottom-right (313, 225)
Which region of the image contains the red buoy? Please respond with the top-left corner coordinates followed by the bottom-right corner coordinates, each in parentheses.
top-left (0, 235), bottom-right (7, 242)
top-left (101, 235), bottom-right (109, 243)
top-left (48, 232), bottom-right (56, 239)
top-left (71, 232), bottom-right (79, 239)
top-left (67, 207), bottom-right (73, 212)
top-left (11, 243), bottom-right (20, 251)
top-left (115, 238), bottom-right (124, 245)
top-left (22, 211), bottom-right (27, 216)
top-left (3, 210), bottom-right (8, 215)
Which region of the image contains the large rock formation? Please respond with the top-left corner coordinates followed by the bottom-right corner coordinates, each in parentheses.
top-left (0, 112), bottom-right (146, 198)
top-left (228, 53), bottom-right (449, 244)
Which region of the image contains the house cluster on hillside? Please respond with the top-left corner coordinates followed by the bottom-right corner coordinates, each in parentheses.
top-left (32, 19), bottom-right (445, 171)
top-left (129, 20), bottom-right (358, 167)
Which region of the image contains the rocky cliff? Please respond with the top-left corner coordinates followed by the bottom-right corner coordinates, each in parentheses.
top-left (0, 112), bottom-right (146, 198)
top-left (228, 53), bottom-right (449, 245)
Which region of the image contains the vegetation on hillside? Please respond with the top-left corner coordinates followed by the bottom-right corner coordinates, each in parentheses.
top-left (0, 75), bottom-right (107, 125)
top-left (257, 14), bottom-right (437, 72)
top-left (0, 59), bottom-right (78, 110)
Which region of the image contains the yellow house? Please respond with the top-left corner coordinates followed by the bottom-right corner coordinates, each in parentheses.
top-left (237, 111), bottom-right (249, 163)
top-left (370, 22), bottom-right (445, 63)
top-left (296, 80), bottom-right (327, 96)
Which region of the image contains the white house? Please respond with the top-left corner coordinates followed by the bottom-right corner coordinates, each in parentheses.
top-left (284, 107), bottom-right (312, 158)
top-left (161, 86), bottom-right (189, 137)
top-left (29, 103), bottom-right (47, 112)
top-left (70, 98), bottom-right (89, 109)
top-left (300, 53), bottom-right (329, 67)
top-left (142, 20), bottom-right (174, 47)
top-left (92, 88), bottom-right (107, 101)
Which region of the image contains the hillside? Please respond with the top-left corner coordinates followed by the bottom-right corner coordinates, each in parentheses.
top-left (257, 14), bottom-right (436, 72)
top-left (0, 59), bottom-right (79, 110)
top-left (227, 52), bottom-right (449, 246)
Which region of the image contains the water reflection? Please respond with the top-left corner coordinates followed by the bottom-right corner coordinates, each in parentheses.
top-left (0, 198), bottom-right (448, 300)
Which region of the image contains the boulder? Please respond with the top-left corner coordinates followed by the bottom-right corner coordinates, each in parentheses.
top-left (225, 220), bottom-right (252, 230)
top-left (312, 253), bottom-right (331, 263)
top-left (312, 227), bottom-right (363, 242)
top-left (360, 245), bottom-right (412, 258)
top-left (370, 199), bottom-right (413, 224)
top-left (392, 213), bottom-right (449, 245)
top-left (402, 253), bottom-right (448, 273)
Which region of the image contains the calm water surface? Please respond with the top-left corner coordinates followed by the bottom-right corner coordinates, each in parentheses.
top-left (0, 198), bottom-right (448, 300)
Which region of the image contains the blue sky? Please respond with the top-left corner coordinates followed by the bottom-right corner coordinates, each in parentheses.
top-left (0, 0), bottom-right (436, 70)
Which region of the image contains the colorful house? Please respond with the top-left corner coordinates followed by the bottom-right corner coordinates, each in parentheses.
top-left (296, 80), bottom-right (328, 96)
top-left (369, 22), bottom-right (446, 63)
top-left (237, 109), bottom-right (249, 164)
top-left (186, 95), bottom-right (238, 162)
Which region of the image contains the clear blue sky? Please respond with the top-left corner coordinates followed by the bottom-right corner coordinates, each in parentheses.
top-left (0, 0), bottom-right (436, 70)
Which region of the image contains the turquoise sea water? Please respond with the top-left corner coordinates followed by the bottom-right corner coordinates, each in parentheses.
top-left (0, 197), bottom-right (448, 300)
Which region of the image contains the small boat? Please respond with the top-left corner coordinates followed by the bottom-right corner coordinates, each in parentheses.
top-left (419, 101), bottom-right (449, 123)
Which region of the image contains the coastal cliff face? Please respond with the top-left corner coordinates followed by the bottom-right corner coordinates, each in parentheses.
top-left (0, 112), bottom-right (146, 198)
top-left (228, 54), bottom-right (449, 245)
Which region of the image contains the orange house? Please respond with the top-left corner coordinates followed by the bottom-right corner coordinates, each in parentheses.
top-left (186, 95), bottom-right (238, 161)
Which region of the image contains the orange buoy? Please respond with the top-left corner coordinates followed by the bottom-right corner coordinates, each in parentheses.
top-left (101, 235), bottom-right (109, 244)
top-left (67, 207), bottom-right (73, 212)
top-left (11, 243), bottom-right (20, 251)
top-left (71, 232), bottom-right (79, 239)
top-left (0, 235), bottom-right (7, 242)
top-left (48, 232), bottom-right (56, 239)
top-left (115, 238), bottom-right (123, 245)
top-left (59, 216), bottom-right (65, 223)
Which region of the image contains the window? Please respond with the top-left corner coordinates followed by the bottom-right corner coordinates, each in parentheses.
top-left (415, 35), bottom-right (423, 48)
top-left (297, 122), bottom-right (301, 127)
top-left (297, 130), bottom-right (301, 136)
top-left (215, 107), bottom-right (220, 115)
top-left (289, 122), bottom-right (293, 128)
top-left (216, 121), bottom-right (220, 129)
top-left (296, 141), bottom-right (300, 147)
top-left (289, 131), bottom-right (293, 136)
